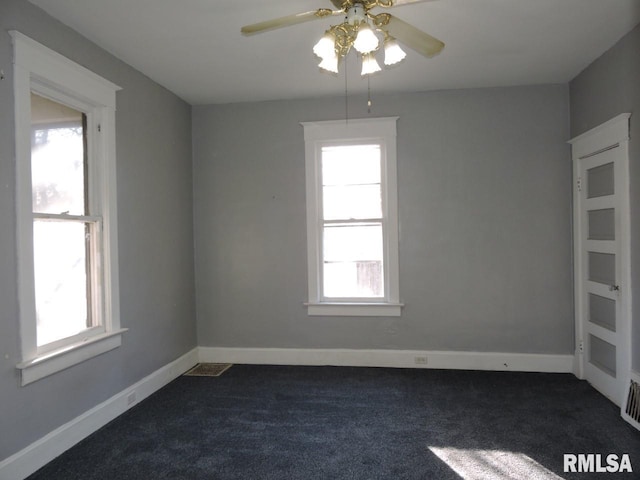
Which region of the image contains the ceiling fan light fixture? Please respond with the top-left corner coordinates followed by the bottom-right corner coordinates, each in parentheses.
top-left (353, 22), bottom-right (379, 54)
top-left (383, 36), bottom-right (406, 65)
top-left (361, 52), bottom-right (381, 76)
top-left (313, 31), bottom-right (336, 59)
top-left (240, 1), bottom-right (445, 80)
top-left (318, 51), bottom-right (340, 73)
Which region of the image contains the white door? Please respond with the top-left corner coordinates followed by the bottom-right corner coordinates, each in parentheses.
top-left (570, 114), bottom-right (631, 407)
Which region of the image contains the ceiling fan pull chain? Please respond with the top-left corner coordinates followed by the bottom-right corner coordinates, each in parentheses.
top-left (344, 54), bottom-right (349, 123)
top-left (367, 76), bottom-right (372, 113)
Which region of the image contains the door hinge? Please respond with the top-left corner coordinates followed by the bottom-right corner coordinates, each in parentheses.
top-left (576, 177), bottom-right (582, 192)
top-left (578, 340), bottom-right (584, 354)
top-left (97, 124), bottom-right (102, 133)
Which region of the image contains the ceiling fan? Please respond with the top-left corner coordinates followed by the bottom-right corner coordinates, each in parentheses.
top-left (241, 0), bottom-right (444, 76)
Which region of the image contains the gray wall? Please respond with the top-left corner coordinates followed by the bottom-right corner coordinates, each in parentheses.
top-left (0, 0), bottom-right (196, 460)
top-left (193, 85), bottom-right (573, 354)
top-left (570, 24), bottom-right (640, 371)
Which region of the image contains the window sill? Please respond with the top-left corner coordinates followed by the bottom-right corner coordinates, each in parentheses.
top-left (16, 328), bottom-right (128, 386)
top-left (305, 302), bottom-right (403, 317)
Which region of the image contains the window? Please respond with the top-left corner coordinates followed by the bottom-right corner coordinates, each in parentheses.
top-left (12, 31), bottom-right (124, 385)
top-left (302, 117), bottom-right (402, 316)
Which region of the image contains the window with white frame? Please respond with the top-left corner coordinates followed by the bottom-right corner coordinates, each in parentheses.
top-left (302, 117), bottom-right (402, 316)
top-left (12, 31), bottom-right (124, 385)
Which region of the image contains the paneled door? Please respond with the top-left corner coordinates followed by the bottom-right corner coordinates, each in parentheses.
top-left (570, 114), bottom-right (631, 407)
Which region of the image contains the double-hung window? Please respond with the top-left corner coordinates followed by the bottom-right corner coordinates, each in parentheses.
top-left (12, 32), bottom-right (124, 385)
top-left (302, 117), bottom-right (402, 316)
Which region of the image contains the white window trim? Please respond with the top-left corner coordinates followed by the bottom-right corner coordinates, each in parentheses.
top-left (11, 31), bottom-right (125, 385)
top-left (302, 117), bottom-right (402, 316)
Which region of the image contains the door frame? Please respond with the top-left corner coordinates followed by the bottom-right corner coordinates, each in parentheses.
top-left (569, 113), bottom-right (632, 407)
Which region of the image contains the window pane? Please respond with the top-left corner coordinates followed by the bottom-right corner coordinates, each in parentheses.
top-left (588, 208), bottom-right (615, 241)
top-left (588, 293), bottom-right (616, 332)
top-left (587, 162), bottom-right (614, 199)
top-left (324, 261), bottom-right (383, 298)
top-left (323, 224), bottom-right (383, 298)
top-left (588, 251), bottom-right (615, 286)
top-left (33, 220), bottom-right (91, 346)
top-left (323, 184), bottom-right (382, 220)
top-left (31, 93), bottom-right (86, 215)
top-left (589, 334), bottom-right (616, 377)
top-left (322, 145), bottom-right (381, 186)
top-left (324, 224), bottom-right (383, 262)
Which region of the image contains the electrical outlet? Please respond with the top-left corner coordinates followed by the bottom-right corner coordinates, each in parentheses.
top-left (414, 356), bottom-right (428, 365)
top-left (127, 392), bottom-right (136, 406)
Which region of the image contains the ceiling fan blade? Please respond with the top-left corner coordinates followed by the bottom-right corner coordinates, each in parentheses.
top-left (382, 14), bottom-right (444, 57)
top-left (241, 9), bottom-right (343, 36)
top-left (390, 0), bottom-right (438, 6)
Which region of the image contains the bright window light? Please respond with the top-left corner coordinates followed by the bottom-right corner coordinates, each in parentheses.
top-left (30, 96), bottom-right (95, 347)
top-left (33, 220), bottom-right (90, 346)
top-left (321, 144), bottom-right (384, 298)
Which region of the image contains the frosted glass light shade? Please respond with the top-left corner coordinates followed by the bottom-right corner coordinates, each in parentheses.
top-left (361, 53), bottom-right (381, 76)
top-left (314, 32), bottom-right (336, 59)
top-left (384, 38), bottom-right (407, 65)
top-left (319, 52), bottom-right (339, 73)
top-left (353, 23), bottom-right (379, 54)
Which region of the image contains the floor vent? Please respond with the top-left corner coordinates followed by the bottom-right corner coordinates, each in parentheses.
top-left (622, 371), bottom-right (640, 430)
top-left (184, 363), bottom-right (232, 377)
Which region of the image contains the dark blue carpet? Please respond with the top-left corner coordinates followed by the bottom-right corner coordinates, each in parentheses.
top-left (27, 365), bottom-right (640, 479)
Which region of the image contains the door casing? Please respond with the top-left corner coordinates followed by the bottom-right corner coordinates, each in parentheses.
top-left (569, 113), bottom-right (632, 407)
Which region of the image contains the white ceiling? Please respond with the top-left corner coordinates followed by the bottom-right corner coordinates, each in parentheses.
top-left (28, 0), bottom-right (640, 105)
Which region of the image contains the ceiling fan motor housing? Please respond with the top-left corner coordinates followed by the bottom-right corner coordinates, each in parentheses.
top-left (346, 4), bottom-right (366, 25)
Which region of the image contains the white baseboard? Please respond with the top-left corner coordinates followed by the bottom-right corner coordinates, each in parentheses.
top-left (198, 347), bottom-right (574, 373)
top-left (0, 348), bottom-right (198, 480)
top-left (0, 346), bottom-right (573, 480)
